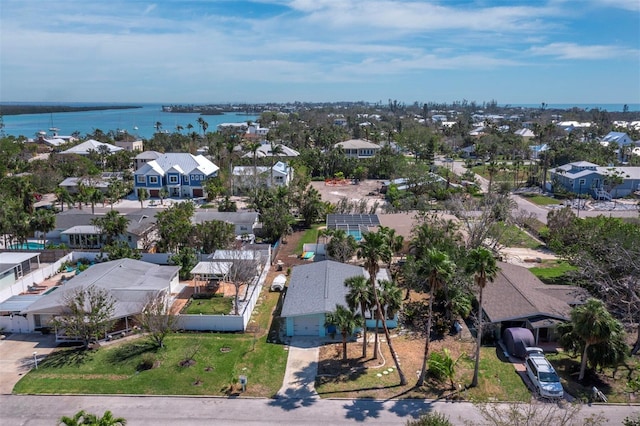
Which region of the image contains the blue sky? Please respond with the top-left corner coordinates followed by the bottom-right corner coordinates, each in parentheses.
top-left (1, 0), bottom-right (638, 105)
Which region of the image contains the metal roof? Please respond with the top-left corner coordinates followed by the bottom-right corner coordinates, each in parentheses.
top-left (0, 295), bottom-right (41, 313)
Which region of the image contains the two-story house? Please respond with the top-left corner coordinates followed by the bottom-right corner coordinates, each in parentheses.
top-left (334, 139), bottom-right (382, 159)
top-left (550, 161), bottom-right (640, 199)
top-left (232, 161), bottom-right (294, 194)
top-left (134, 153), bottom-right (219, 198)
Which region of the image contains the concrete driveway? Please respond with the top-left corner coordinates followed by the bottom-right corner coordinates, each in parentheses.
top-left (277, 337), bottom-right (320, 400)
top-left (0, 333), bottom-right (58, 394)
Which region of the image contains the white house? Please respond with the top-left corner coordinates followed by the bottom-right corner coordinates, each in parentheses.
top-left (334, 139), bottom-right (382, 159)
top-left (232, 161), bottom-right (294, 194)
top-left (60, 139), bottom-right (123, 155)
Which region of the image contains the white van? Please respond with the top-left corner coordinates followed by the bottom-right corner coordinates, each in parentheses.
top-left (525, 348), bottom-right (564, 399)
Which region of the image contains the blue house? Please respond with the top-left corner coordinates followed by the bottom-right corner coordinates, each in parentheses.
top-left (134, 153), bottom-right (219, 199)
top-left (550, 161), bottom-right (640, 199)
top-left (281, 260), bottom-right (397, 337)
top-left (601, 131), bottom-right (633, 146)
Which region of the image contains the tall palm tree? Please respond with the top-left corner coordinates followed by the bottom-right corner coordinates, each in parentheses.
top-left (358, 231), bottom-right (407, 385)
top-left (29, 209), bottom-right (56, 247)
top-left (345, 276), bottom-right (374, 358)
top-left (325, 305), bottom-right (362, 362)
top-left (416, 248), bottom-right (455, 386)
top-left (269, 142), bottom-right (284, 186)
top-left (378, 279), bottom-right (403, 361)
top-left (562, 298), bottom-right (625, 381)
top-left (465, 247), bottom-right (499, 388)
top-left (378, 226), bottom-right (404, 268)
top-left (245, 141), bottom-right (262, 192)
top-left (91, 210), bottom-right (130, 245)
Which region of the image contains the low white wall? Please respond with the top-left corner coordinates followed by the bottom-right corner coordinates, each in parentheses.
top-left (302, 243), bottom-right (326, 255)
top-left (0, 253), bottom-right (73, 302)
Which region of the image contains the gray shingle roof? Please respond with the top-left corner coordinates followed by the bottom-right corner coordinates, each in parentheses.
top-left (482, 262), bottom-right (584, 324)
top-left (23, 259), bottom-right (179, 319)
top-left (281, 260), bottom-right (365, 317)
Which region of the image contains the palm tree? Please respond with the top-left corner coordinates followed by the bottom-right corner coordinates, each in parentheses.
top-left (378, 279), bottom-right (402, 360)
top-left (269, 142), bottom-right (284, 186)
top-left (54, 187), bottom-right (72, 212)
top-left (378, 226), bottom-right (404, 268)
top-left (417, 248), bottom-right (455, 386)
top-left (88, 187), bottom-right (104, 215)
top-left (59, 410), bottom-right (126, 426)
top-left (324, 305), bottom-right (362, 362)
top-left (245, 141), bottom-right (262, 192)
top-left (29, 209), bottom-right (56, 247)
top-left (137, 188), bottom-right (149, 209)
top-left (560, 298), bottom-right (625, 381)
top-left (358, 231), bottom-right (407, 385)
top-left (465, 247), bottom-right (499, 388)
top-left (91, 210), bottom-right (130, 245)
top-left (345, 276), bottom-right (374, 358)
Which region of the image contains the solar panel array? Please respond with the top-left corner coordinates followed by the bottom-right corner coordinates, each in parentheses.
top-left (326, 214), bottom-right (380, 230)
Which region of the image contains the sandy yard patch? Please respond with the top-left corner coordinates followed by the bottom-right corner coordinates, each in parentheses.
top-left (311, 179), bottom-right (386, 211)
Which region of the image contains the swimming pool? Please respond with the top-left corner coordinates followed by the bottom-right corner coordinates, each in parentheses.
top-left (9, 242), bottom-right (45, 250)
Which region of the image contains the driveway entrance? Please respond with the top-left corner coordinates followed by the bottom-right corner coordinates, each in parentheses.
top-left (0, 333), bottom-right (57, 394)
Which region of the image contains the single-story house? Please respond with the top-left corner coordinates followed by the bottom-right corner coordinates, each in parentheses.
top-left (134, 153), bottom-right (219, 199)
top-left (281, 260), bottom-right (396, 337)
top-left (550, 161), bottom-right (640, 199)
top-left (59, 139), bottom-right (123, 156)
top-left (19, 258), bottom-right (180, 339)
top-left (482, 262), bottom-right (588, 344)
top-left (58, 172), bottom-right (124, 195)
top-left (44, 209), bottom-right (158, 250)
top-left (334, 139), bottom-right (382, 159)
top-left (514, 128), bottom-right (535, 139)
top-left (192, 211), bottom-right (260, 236)
top-left (242, 143), bottom-right (299, 158)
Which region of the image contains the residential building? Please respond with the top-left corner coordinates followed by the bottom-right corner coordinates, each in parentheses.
top-left (232, 161), bottom-right (294, 194)
top-left (114, 139), bottom-right (144, 152)
top-left (134, 151), bottom-right (162, 170)
top-left (192, 211), bottom-right (260, 236)
top-left (550, 161), bottom-right (640, 199)
top-left (133, 153), bottom-right (219, 198)
top-left (281, 260), bottom-right (396, 337)
top-left (59, 139), bottom-right (123, 155)
top-left (334, 139), bottom-right (382, 159)
top-left (18, 259), bottom-right (180, 338)
top-left (482, 262), bottom-right (588, 344)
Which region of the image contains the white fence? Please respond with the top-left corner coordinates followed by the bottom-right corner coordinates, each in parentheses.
top-left (176, 256), bottom-right (270, 332)
top-left (0, 253), bottom-right (73, 302)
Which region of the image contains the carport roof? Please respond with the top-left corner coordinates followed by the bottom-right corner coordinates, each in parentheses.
top-left (0, 295), bottom-right (41, 313)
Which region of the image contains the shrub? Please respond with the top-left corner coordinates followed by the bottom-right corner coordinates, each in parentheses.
top-left (137, 353), bottom-right (156, 371)
top-left (406, 412), bottom-right (452, 426)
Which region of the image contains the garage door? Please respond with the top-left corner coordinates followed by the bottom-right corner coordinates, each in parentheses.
top-left (192, 188), bottom-right (203, 197)
top-left (0, 315), bottom-right (30, 333)
top-left (293, 315), bottom-right (320, 336)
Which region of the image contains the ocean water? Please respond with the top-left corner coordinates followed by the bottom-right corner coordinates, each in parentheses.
top-left (510, 103), bottom-right (640, 112)
top-left (1, 103), bottom-right (258, 140)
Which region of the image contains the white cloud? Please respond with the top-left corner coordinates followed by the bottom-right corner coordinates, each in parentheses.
top-left (528, 42), bottom-right (639, 60)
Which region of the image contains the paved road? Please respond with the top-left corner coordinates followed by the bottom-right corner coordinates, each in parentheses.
top-left (1, 394), bottom-right (637, 425)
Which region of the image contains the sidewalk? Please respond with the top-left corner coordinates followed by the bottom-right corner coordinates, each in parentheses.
top-left (277, 337), bottom-right (320, 400)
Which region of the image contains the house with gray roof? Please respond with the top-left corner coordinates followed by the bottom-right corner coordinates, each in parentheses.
top-left (482, 262), bottom-right (588, 344)
top-left (44, 209), bottom-right (158, 250)
top-left (133, 152), bottom-right (219, 199)
top-left (20, 258), bottom-right (180, 339)
top-left (281, 260), bottom-right (395, 337)
top-left (550, 161), bottom-right (640, 199)
top-left (60, 139), bottom-right (123, 155)
top-left (192, 211), bottom-right (260, 236)
top-left (334, 139), bottom-right (382, 159)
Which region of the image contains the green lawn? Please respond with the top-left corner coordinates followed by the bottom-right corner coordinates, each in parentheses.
top-left (294, 224), bottom-right (322, 254)
top-left (519, 193), bottom-right (561, 206)
top-left (546, 351), bottom-right (639, 403)
top-left (491, 223), bottom-right (542, 249)
top-left (529, 261), bottom-right (577, 285)
top-left (14, 281), bottom-right (288, 397)
top-left (182, 296), bottom-right (233, 315)
top-left (462, 347), bottom-right (532, 402)
top-left (14, 333), bottom-right (287, 397)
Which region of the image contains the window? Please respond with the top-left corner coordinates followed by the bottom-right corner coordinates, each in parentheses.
top-left (136, 175), bottom-right (146, 184)
top-left (169, 175), bottom-right (178, 184)
top-left (149, 176), bottom-right (158, 184)
top-left (578, 178), bottom-right (586, 186)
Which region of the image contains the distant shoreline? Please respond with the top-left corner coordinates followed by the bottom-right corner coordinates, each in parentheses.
top-left (0, 105), bottom-right (143, 116)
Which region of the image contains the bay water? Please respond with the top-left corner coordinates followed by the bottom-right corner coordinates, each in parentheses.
top-left (1, 104), bottom-right (258, 140)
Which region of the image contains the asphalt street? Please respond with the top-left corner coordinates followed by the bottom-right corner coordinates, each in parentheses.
top-left (2, 394), bottom-right (638, 426)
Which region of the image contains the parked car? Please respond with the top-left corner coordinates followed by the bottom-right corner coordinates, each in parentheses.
top-left (525, 347), bottom-right (564, 399)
